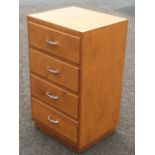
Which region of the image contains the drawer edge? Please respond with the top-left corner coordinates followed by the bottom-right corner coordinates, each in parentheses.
top-left (28, 16), bottom-right (82, 37)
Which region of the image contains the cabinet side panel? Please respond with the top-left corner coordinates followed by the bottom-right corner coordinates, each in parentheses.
top-left (79, 21), bottom-right (128, 147)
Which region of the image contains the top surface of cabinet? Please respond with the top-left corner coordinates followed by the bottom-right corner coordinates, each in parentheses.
top-left (28, 6), bottom-right (127, 32)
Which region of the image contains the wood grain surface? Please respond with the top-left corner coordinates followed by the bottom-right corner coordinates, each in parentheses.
top-left (30, 48), bottom-right (79, 92)
top-left (31, 74), bottom-right (78, 119)
top-left (32, 98), bottom-right (78, 143)
top-left (79, 20), bottom-right (128, 148)
top-left (28, 21), bottom-right (80, 63)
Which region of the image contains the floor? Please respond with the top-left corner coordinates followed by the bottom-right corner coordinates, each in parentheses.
top-left (19, 0), bottom-right (135, 155)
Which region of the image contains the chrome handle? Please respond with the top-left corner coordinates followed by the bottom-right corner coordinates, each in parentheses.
top-left (46, 39), bottom-right (58, 45)
top-left (47, 66), bottom-right (59, 74)
top-left (46, 92), bottom-right (59, 100)
top-left (48, 116), bottom-right (59, 124)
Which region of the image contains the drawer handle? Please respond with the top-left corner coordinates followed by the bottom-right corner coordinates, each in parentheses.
top-left (46, 39), bottom-right (58, 45)
top-left (47, 66), bottom-right (59, 74)
top-left (48, 116), bottom-right (59, 124)
top-left (46, 92), bottom-right (59, 100)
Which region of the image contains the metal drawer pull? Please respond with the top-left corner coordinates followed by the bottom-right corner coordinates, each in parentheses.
top-left (48, 116), bottom-right (59, 124)
top-left (46, 92), bottom-right (59, 100)
top-left (46, 39), bottom-right (58, 45)
top-left (47, 66), bottom-right (59, 74)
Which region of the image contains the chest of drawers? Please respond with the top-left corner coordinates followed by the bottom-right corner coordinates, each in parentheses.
top-left (28, 6), bottom-right (128, 152)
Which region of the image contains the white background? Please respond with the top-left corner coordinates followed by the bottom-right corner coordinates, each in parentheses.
top-left (0, 0), bottom-right (19, 154)
top-left (135, 0), bottom-right (155, 154)
top-left (0, 0), bottom-right (155, 154)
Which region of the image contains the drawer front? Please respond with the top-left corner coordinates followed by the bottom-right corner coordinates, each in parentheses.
top-left (32, 98), bottom-right (78, 143)
top-left (28, 22), bottom-right (80, 64)
top-left (30, 49), bottom-right (79, 92)
top-left (31, 74), bottom-right (78, 119)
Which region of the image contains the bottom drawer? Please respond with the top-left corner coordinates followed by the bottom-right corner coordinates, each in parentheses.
top-left (32, 98), bottom-right (78, 143)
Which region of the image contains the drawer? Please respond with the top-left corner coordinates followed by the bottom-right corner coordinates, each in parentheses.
top-left (32, 98), bottom-right (78, 143)
top-left (30, 49), bottom-right (79, 92)
top-left (31, 74), bottom-right (78, 119)
top-left (28, 22), bottom-right (80, 64)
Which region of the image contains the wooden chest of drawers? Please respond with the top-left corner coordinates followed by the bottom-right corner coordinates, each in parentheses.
top-left (28, 6), bottom-right (128, 152)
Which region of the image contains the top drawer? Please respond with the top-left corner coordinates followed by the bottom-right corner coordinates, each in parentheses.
top-left (28, 22), bottom-right (80, 64)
